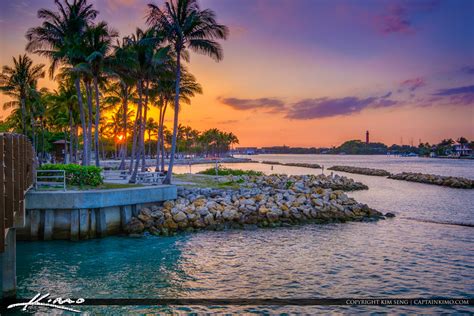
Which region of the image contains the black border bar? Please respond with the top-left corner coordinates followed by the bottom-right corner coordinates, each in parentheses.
top-left (2, 298), bottom-right (473, 307)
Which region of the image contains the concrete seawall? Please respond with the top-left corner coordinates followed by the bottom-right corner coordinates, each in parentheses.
top-left (17, 185), bottom-right (177, 241)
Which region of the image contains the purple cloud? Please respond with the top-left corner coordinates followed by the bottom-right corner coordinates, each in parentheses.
top-left (446, 94), bottom-right (474, 106)
top-left (433, 85), bottom-right (474, 96)
top-left (285, 96), bottom-right (398, 120)
top-left (461, 66), bottom-right (474, 75)
top-left (400, 77), bottom-right (426, 92)
top-left (219, 97), bottom-right (286, 112)
top-left (420, 85), bottom-right (474, 106)
top-left (374, 1), bottom-right (439, 35)
top-left (375, 4), bottom-right (414, 35)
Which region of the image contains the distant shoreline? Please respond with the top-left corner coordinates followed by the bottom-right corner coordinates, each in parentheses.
top-left (238, 153), bottom-right (473, 159)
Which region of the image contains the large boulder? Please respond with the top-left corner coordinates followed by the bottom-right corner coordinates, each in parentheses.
top-left (222, 209), bottom-right (237, 221)
top-left (124, 218), bottom-right (144, 234)
top-left (173, 211), bottom-right (187, 222)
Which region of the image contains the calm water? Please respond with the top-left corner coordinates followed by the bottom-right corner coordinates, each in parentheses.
top-left (16, 155), bottom-right (474, 314)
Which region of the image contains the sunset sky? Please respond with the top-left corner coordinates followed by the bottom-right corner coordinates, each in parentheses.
top-left (1, 0), bottom-right (473, 147)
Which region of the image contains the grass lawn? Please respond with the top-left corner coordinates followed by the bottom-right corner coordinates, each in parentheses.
top-left (197, 167), bottom-right (263, 176)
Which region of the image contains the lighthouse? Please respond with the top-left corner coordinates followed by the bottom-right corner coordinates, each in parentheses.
top-left (366, 130), bottom-right (369, 144)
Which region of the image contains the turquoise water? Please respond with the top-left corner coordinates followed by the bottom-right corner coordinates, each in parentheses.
top-left (16, 155), bottom-right (474, 314)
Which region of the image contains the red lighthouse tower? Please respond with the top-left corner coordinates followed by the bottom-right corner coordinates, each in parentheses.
top-left (366, 130), bottom-right (369, 144)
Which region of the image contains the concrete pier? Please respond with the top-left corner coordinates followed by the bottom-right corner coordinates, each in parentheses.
top-left (0, 229), bottom-right (16, 298)
top-left (17, 185), bottom-right (177, 241)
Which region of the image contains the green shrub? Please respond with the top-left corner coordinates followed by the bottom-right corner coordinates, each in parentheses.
top-left (198, 167), bottom-right (263, 176)
top-left (39, 164), bottom-right (103, 187)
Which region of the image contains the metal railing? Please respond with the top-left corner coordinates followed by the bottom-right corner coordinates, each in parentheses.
top-left (35, 170), bottom-right (66, 191)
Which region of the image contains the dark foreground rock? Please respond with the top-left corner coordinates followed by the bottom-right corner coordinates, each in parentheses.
top-left (328, 165), bottom-right (391, 177)
top-left (388, 172), bottom-right (474, 189)
top-left (124, 177), bottom-right (385, 237)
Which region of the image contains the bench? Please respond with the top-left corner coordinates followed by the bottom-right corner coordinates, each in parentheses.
top-left (102, 170), bottom-right (130, 181)
top-left (136, 172), bottom-right (165, 184)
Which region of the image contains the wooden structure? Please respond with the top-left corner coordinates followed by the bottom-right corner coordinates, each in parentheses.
top-left (0, 133), bottom-right (35, 298)
top-left (52, 139), bottom-right (68, 163)
top-left (1, 133), bottom-right (35, 252)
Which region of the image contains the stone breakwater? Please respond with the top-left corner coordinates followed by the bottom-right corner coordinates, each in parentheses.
top-left (124, 174), bottom-right (385, 236)
top-left (389, 172), bottom-right (474, 189)
top-left (226, 173), bottom-right (368, 191)
top-left (328, 165), bottom-right (391, 177)
top-left (261, 161), bottom-right (321, 169)
top-left (327, 165), bottom-right (473, 189)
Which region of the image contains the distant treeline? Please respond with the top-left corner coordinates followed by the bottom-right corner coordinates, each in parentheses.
top-left (251, 137), bottom-right (473, 156)
top-left (260, 146), bottom-right (324, 154)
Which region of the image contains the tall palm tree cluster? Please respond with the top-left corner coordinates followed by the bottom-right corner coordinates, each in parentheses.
top-left (0, 0), bottom-right (228, 184)
top-left (170, 125), bottom-right (239, 157)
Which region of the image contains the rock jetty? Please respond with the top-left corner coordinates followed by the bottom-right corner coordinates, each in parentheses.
top-left (228, 173), bottom-right (368, 191)
top-left (328, 165), bottom-right (391, 177)
top-left (125, 174), bottom-right (384, 236)
top-left (389, 172), bottom-right (474, 189)
top-left (261, 161), bottom-right (321, 169)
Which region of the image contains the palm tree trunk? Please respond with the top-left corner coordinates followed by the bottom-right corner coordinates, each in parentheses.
top-left (93, 76), bottom-right (101, 167)
top-left (40, 117), bottom-right (45, 162)
top-left (163, 51), bottom-right (181, 184)
top-left (85, 81), bottom-right (94, 165)
top-left (74, 78), bottom-right (88, 165)
top-left (101, 138), bottom-right (106, 160)
top-left (20, 97), bottom-right (28, 136)
top-left (68, 106), bottom-right (74, 163)
top-left (148, 131), bottom-right (151, 158)
top-left (129, 80), bottom-right (144, 183)
top-left (129, 98), bottom-right (141, 172)
top-left (159, 100), bottom-right (168, 172)
top-left (161, 130), bottom-right (166, 172)
top-left (140, 80), bottom-right (149, 172)
top-left (155, 98), bottom-right (163, 170)
top-left (74, 126), bottom-right (79, 162)
top-left (118, 84), bottom-right (128, 170)
top-left (29, 112), bottom-right (36, 154)
top-left (63, 129), bottom-right (67, 162)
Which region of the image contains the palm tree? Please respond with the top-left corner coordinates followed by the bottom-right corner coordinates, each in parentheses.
top-left (2, 108), bottom-right (22, 132)
top-left (147, 0), bottom-right (228, 184)
top-left (124, 28), bottom-right (154, 178)
top-left (124, 28), bottom-right (169, 182)
top-left (0, 54), bottom-right (45, 136)
top-left (26, 0), bottom-right (98, 165)
top-left (109, 38), bottom-right (137, 169)
top-left (29, 87), bottom-right (51, 156)
top-left (145, 117), bottom-right (159, 157)
top-left (153, 64), bottom-right (202, 172)
top-left (79, 21), bottom-right (118, 166)
top-left (105, 106), bottom-right (134, 158)
top-left (47, 82), bottom-right (80, 162)
top-left (152, 63), bottom-right (175, 171)
top-left (226, 131), bottom-right (239, 155)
